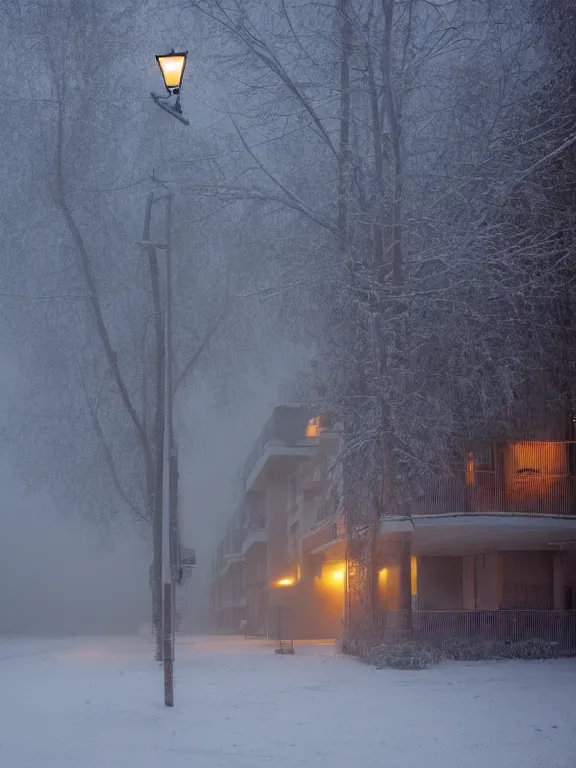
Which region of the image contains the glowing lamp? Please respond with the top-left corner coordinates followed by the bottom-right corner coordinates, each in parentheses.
top-left (156, 50), bottom-right (188, 95)
top-left (276, 578), bottom-right (295, 587)
top-left (332, 569), bottom-right (344, 582)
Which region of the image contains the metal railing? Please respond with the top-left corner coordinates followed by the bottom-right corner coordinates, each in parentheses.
top-left (394, 471), bottom-right (576, 517)
top-left (367, 610), bottom-right (576, 652)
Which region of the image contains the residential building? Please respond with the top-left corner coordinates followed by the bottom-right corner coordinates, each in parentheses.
top-left (211, 405), bottom-right (346, 638)
top-left (375, 440), bottom-right (576, 612)
top-left (212, 409), bottom-right (576, 649)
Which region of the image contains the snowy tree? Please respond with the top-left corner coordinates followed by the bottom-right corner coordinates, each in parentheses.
top-left (178, 0), bottom-right (576, 635)
top-left (0, 0), bottom-right (288, 654)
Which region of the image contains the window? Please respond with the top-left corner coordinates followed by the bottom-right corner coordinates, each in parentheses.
top-left (306, 416), bottom-right (321, 438)
top-left (512, 442), bottom-right (565, 478)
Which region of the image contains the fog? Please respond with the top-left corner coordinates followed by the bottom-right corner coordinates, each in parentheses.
top-left (0, 333), bottom-right (308, 635)
top-left (177, 346), bottom-right (312, 630)
top-left (0, 0), bottom-right (573, 644)
top-left (0, 477), bottom-right (149, 635)
top-left (0, 347), bottom-right (144, 635)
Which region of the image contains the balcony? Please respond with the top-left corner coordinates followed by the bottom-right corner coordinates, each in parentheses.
top-left (397, 471), bottom-right (576, 518)
top-left (385, 443), bottom-right (576, 519)
top-left (220, 552), bottom-right (243, 576)
top-left (242, 527), bottom-right (268, 556)
top-left (299, 462), bottom-right (327, 494)
top-left (375, 444), bottom-right (576, 554)
top-left (243, 406), bottom-right (318, 491)
top-left (302, 516), bottom-right (345, 556)
top-left (222, 596), bottom-right (248, 610)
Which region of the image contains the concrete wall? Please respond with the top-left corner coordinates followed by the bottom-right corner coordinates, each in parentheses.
top-left (501, 551), bottom-right (553, 584)
top-left (418, 556), bottom-right (463, 610)
top-left (269, 556), bottom-right (344, 639)
top-left (311, 574), bottom-right (345, 636)
top-left (379, 564), bottom-right (401, 610)
top-left (475, 553), bottom-right (500, 609)
top-left (500, 551), bottom-right (553, 609)
top-left (421, 551), bottom-right (564, 611)
top-left (559, 552), bottom-right (576, 609)
top-left (244, 547), bottom-right (267, 634)
top-left (462, 555), bottom-right (476, 610)
top-left (265, 476), bottom-right (289, 583)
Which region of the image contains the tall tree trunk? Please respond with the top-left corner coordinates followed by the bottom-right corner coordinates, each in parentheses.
top-left (382, 0), bottom-right (404, 288)
top-left (337, 0), bottom-right (351, 245)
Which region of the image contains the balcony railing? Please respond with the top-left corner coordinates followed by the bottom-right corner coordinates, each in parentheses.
top-left (388, 442), bottom-right (576, 517)
top-left (394, 470), bottom-right (576, 517)
top-left (242, 526), bottom-right (268, 555)
top-left (298, 462), bottom-right (327, 493)
top-left (302, 519), bottom-right (339, 553)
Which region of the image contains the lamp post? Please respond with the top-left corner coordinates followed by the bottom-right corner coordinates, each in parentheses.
top-left (151, 49), bottom-right (190, 126)
top-left (161, 193), bottom-right (174, 707)
top-left (143, 49), bottom-right (190, 708)
top-left (139, 193), bottom-right (175, 707)
top-left (140, 196), bottom-right (195, 707)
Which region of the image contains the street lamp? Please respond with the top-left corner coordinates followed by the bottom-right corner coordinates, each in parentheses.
top-left (145, 47), bottom-right (191, 708)
top-left (156, 51), bottom-right (187, 95)
top-left (151, 49), bottom-right (190, 126)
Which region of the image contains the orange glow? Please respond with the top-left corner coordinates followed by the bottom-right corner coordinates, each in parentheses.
top-left (466, 451), bottom-right (475, 488)
top-left (411, 556), bottom-right (418, 596)
top-left (332, 569), bottom-right (344, 582)
top-left (507, 442), bottom-right (567, 509)
top-left (511, 441), bottom-right (565, 477)
top-left (320, 561), bottom-right (346, 587)
top-left (275, 577), bottom-right (295, 587)
top-left (305, 416), bottom-right (321, 438)
top-left (156, 53), bottom-right (187, 90)
top-left (378, 560), bottom-right (416, 600)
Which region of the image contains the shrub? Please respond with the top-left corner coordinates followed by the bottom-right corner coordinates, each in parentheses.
top-left (353, 635), bottom-right (565, 669)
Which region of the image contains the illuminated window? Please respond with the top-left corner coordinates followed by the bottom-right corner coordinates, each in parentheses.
top-left (411, 556), bottom-right (418, 596)
top-left (306, 416), bottom-right (321, 438)
top-left (466, 452), bottom-right (475, 488)
top-left (512, 441), bottom-right (565, 477)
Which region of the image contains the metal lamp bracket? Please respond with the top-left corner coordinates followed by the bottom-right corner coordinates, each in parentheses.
top-left (151, 92), bottom-right (190, 126)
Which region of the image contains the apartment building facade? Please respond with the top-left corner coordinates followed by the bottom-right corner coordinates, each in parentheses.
top-left (212, 407), bottom-right (576, 648)
top-left (211, 405), bottom-right (346, 638)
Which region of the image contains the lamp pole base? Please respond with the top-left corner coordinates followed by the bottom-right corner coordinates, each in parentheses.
top-left (163, 581), bottom-right (174, 707)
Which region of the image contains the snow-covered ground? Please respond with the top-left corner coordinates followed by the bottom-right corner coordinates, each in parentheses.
top-left (0, 634), bottom-right (574, 768)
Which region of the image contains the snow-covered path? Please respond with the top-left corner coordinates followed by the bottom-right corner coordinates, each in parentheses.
top-left (0, 635), bottom-right (574, 768)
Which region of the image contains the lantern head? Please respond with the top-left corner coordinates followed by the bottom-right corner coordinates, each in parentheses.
top-left (156, 50), bottom-right (188, 95)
